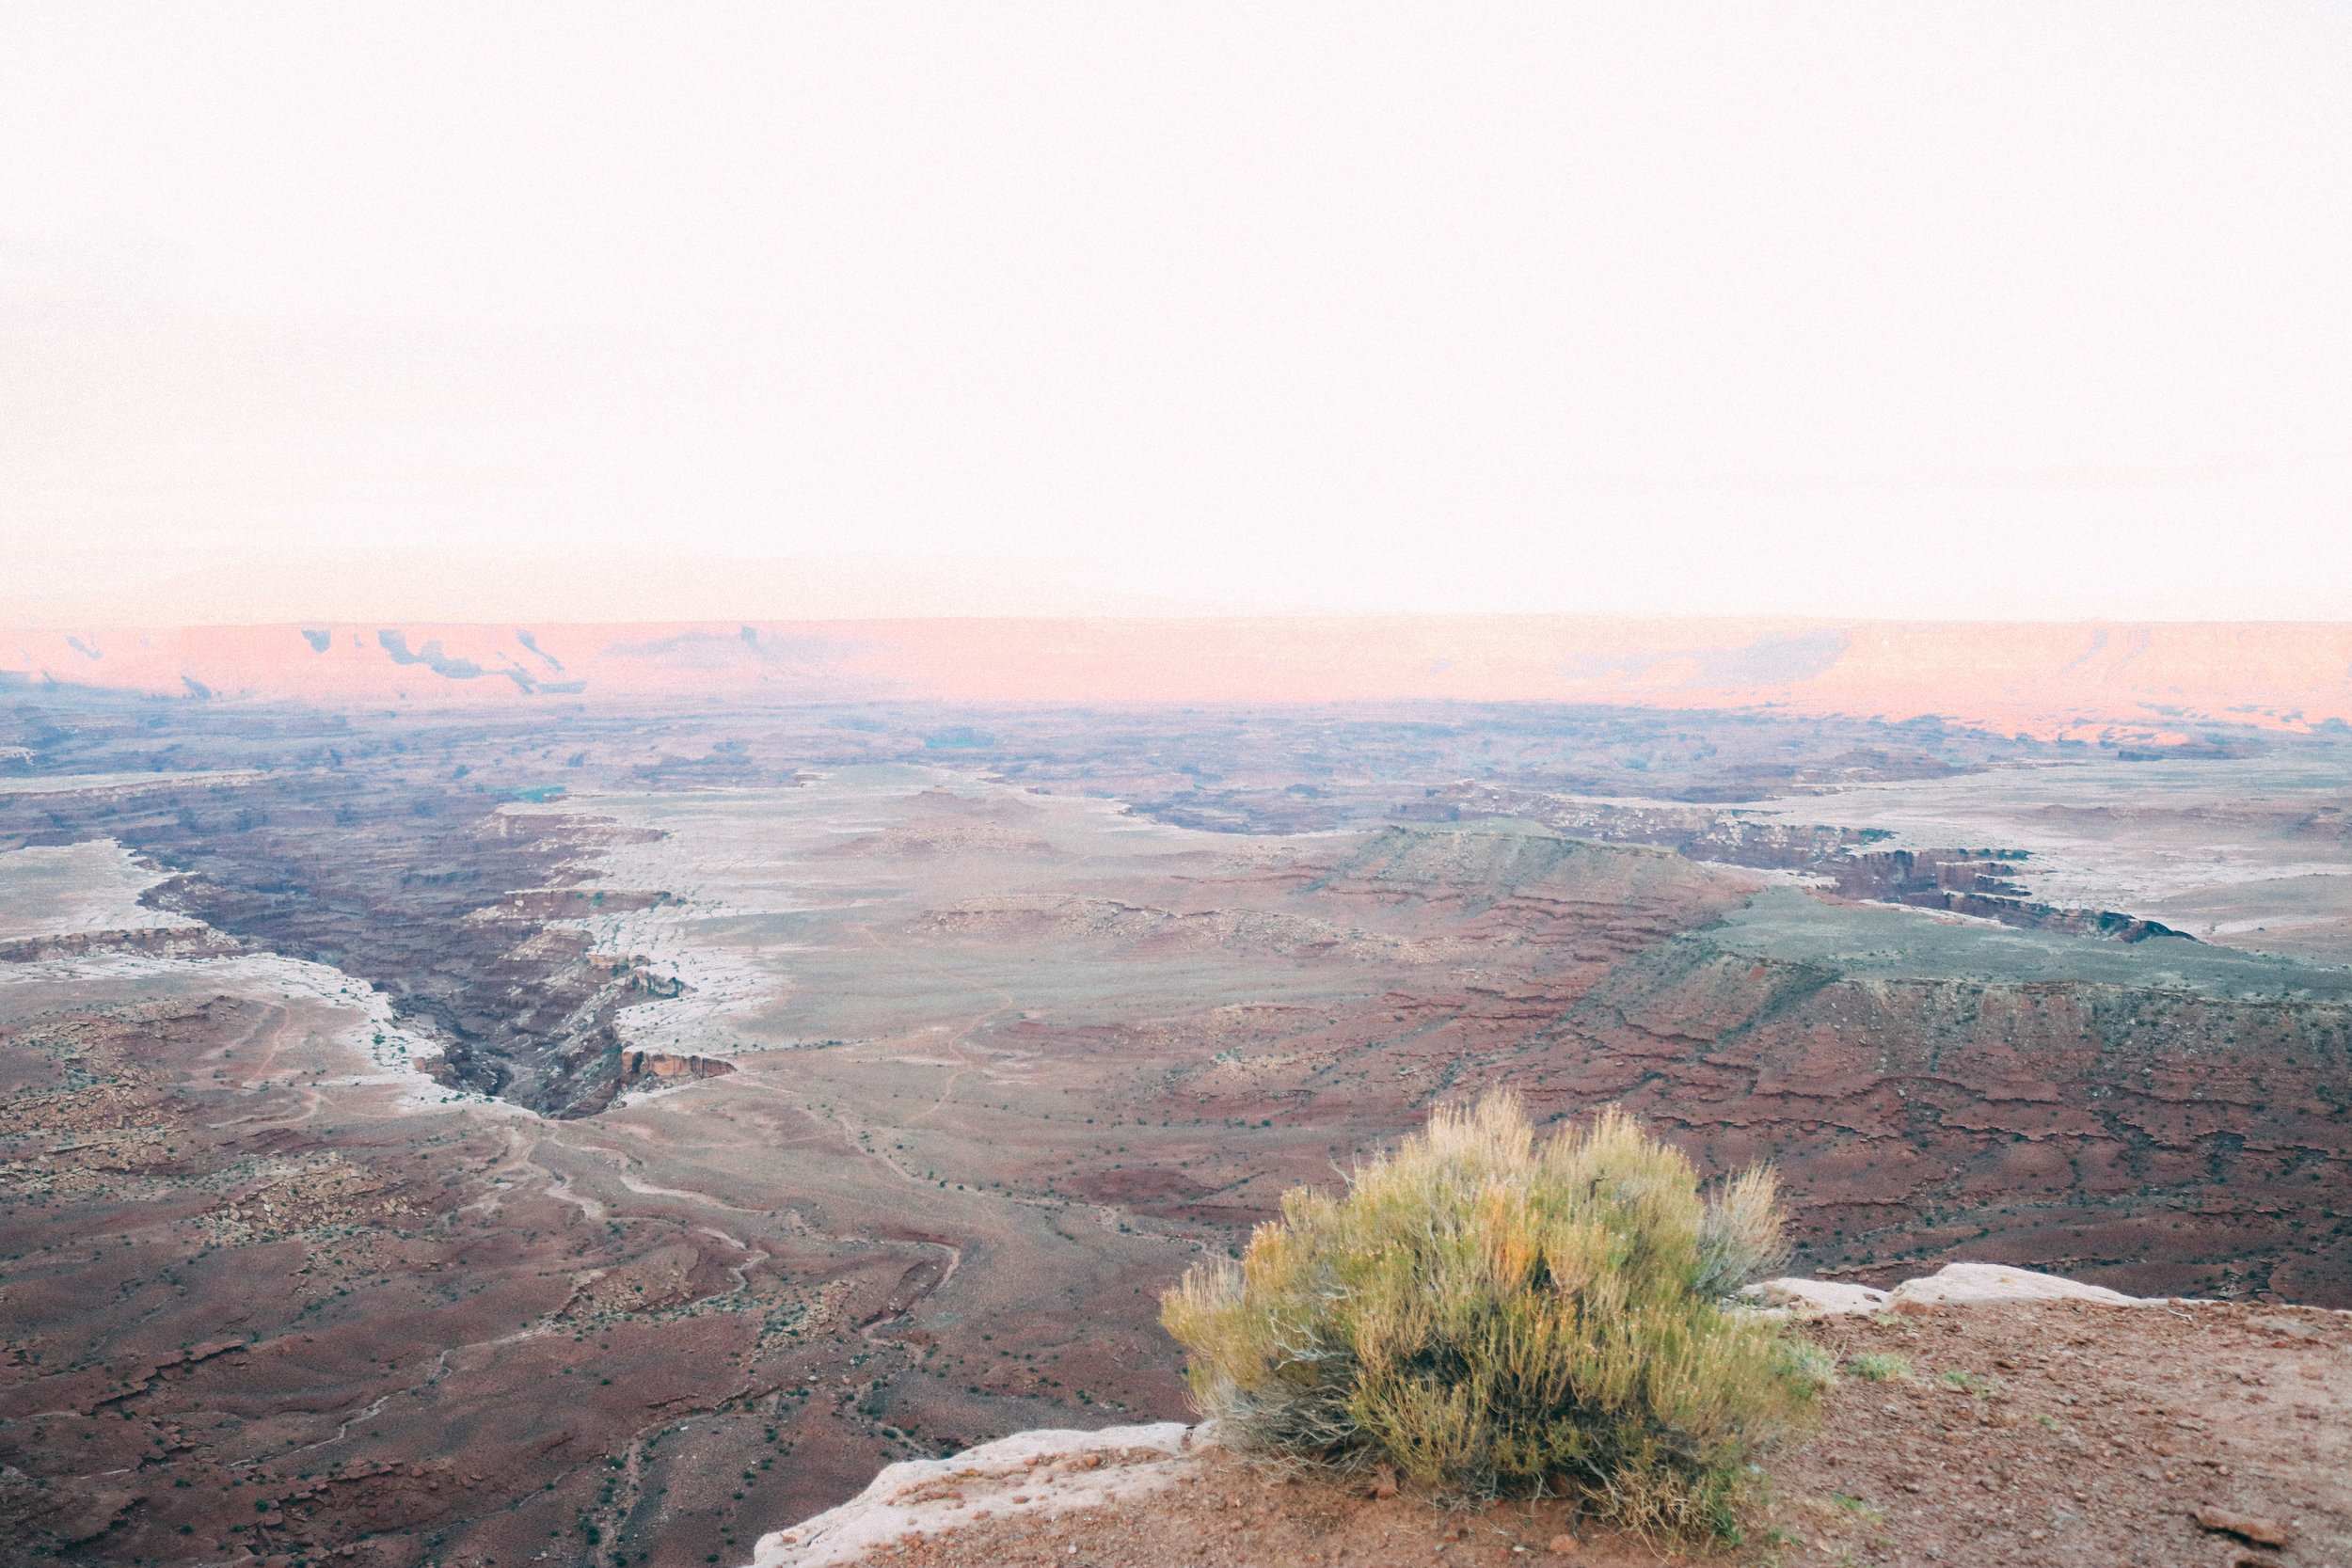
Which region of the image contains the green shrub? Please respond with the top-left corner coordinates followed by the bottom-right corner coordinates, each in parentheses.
top-left (1161, 1093), bottom-right (1826, 1539)
top-left (1848, 1352), bottom-right (1909, 1383)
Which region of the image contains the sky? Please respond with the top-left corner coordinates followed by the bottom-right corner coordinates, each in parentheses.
top-left (3, 3), bottom-right (2348, 625)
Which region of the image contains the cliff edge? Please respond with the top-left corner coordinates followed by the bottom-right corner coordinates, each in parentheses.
top-left (750, 1265), bottom-right (2349, 1568)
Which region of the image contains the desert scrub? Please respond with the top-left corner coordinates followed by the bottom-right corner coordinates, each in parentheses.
top-left (1161, 1093), bottom-right (1826, 1539)
top-left (1848, 1353), bottom-right (1909, 1383)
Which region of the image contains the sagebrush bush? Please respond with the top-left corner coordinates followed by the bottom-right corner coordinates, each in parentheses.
top-left (1161, 1093), bottom-right (1827, 1538)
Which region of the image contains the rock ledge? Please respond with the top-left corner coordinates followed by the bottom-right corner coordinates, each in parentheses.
top-left (752, 1420), bottom-right (1195, 1567)
top-left (1745, 1260), bottom-right (2172, 1316)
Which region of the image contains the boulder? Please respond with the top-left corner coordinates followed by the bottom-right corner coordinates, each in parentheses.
top-left (1887, 1262), bottom-right (2156, 1307)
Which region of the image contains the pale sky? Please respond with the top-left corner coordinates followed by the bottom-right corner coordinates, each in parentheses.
top-left (4, 3), bottom-right (2348, 624)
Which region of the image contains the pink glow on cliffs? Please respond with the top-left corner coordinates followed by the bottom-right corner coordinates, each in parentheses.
top-left (7, 618), bottom-right (2349, 742)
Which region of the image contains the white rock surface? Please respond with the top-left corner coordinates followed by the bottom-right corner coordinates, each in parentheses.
top-left (749, 1421), bottom-right (1200, 1568)
top-left (1887, 1261), bottom-right (2156, 1307)
top-left (1746, 1262), bottom-right (2163, 1316)
top-left (1742, 1276), bottom-right (1894, 1316)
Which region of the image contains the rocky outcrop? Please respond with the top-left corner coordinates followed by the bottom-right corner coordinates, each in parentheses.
top-left (1748, 1261), bottom-right (2168, 1316)
top-left (0, 925), bottom-right (246, 964)
top-left (622, 1049), bottom-right (736, 1085)
top-left (752, 1421), bottom-right (1197, 1567)
top-left (1433, 782), bottom-right (2196, 942)
top-left (1882, 1260), bottom-right (2156, 1308)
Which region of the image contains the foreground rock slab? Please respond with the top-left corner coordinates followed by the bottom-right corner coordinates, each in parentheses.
top-left (754, 1422), bottom-right (1196, 1567)
top-left (1750, 1261), bottom-right (2174, 1317)
top-left (1887, 1261), bottom-right (2158, 1308)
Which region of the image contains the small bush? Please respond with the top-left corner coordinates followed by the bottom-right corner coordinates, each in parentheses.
top-left (1161, 1093), bottom-right (1827, 1539)
top-left (1848, 1353), bottom-right (1909, 1383)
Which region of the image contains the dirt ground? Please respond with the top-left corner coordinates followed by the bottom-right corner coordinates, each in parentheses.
top-left (828, 1297), bottom-right (2351, 1568)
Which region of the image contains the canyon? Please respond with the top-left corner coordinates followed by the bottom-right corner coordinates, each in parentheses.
top-left (1, 675), bottom-right (2347, 1566)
